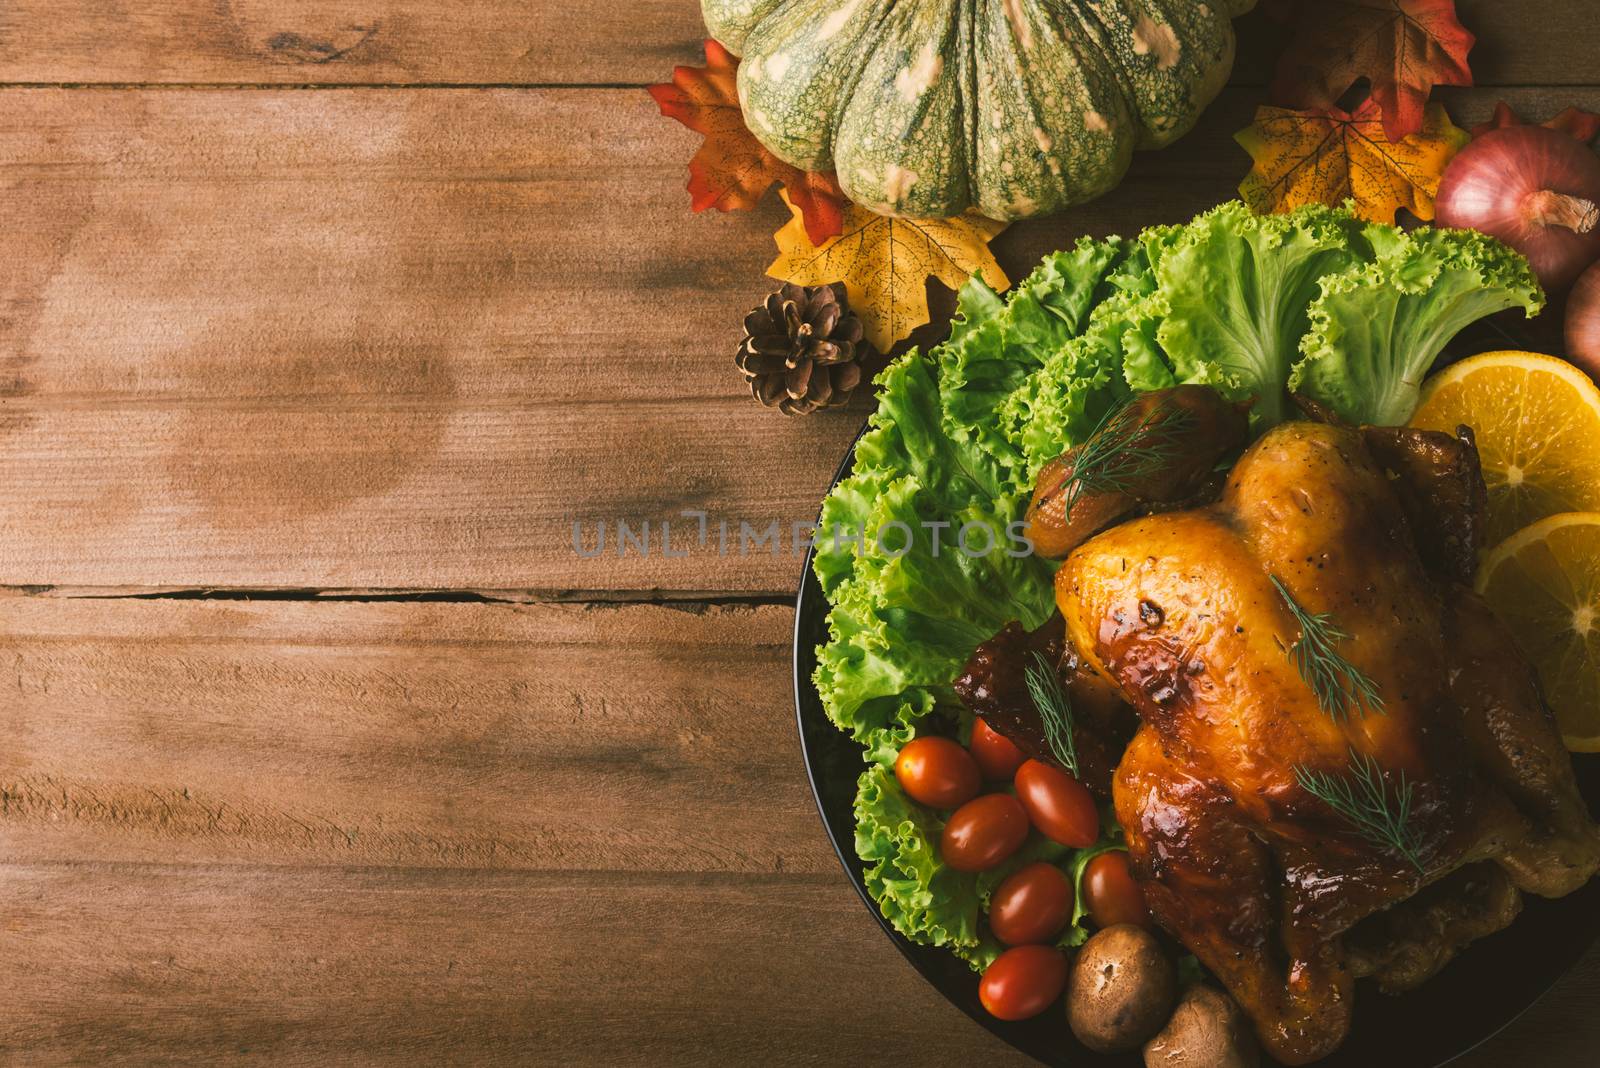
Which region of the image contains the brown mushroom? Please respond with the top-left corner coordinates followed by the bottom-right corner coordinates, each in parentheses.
top-left (1067, 924), bottom-right (1177, 1053)
top-left (1143, 984), bottom-right (1259, 1068)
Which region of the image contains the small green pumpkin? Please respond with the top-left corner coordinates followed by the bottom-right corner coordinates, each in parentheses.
top-left (703, 0), bottom-right (1256, 219)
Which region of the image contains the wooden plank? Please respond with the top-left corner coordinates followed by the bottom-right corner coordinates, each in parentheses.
top-left (0, 596), bottom-right (836, 873)
top-left (0, 595), bottom-right (1021, 1065)
top-left (1228, 0), bottom-right (1600, 89)
top-left (0, 0), bottom-right (707, 86)
top-left (0, 1), bottom-right (1593, 88)
top-left (1, 862), bottom-right (1037, 1067)
top-left (0, 86), bottom-right (854, 593)
top-left (3, 86), bottom-right (1588, 594)
top-left (6, 866), bottom-right (1598, 1067)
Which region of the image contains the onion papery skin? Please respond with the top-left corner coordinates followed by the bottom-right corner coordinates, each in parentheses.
top-left (1565, 259), bottom-right (1600, 381)
top-left (1437, 126), bottom-right (1600, 292)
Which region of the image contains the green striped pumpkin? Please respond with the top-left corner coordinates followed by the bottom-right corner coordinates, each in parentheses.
top-left (703, 0), bottom-right (1256, 219)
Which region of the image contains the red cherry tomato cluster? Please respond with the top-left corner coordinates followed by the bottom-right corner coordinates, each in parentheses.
top-left (891, 718), bottom-right (1153, 1022)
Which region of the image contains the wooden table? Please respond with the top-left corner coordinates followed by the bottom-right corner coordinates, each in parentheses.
top-left (1, 2), bottom-right (1595, 1064)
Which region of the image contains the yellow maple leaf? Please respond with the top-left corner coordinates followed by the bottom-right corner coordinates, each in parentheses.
top-left (1236, 99), bottom-right (1469, 223)
top-left (767, 192), bottom-right (1009, 352)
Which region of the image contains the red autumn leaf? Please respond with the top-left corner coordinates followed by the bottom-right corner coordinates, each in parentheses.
top-left (1470, 101), bottom-right (1600, 144)
top-left (646, 39), bottom-right (846, 244)
top-left (764, 171), bottom-right (847, 248)
top-left (1271, 0), bottom-right (1475, 142)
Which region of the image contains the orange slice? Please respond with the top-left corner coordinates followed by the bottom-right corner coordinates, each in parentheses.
top-left (1476, 512), bottom-right (1600, 751)
top-left (1411, 351), bottom-right (1600, 546)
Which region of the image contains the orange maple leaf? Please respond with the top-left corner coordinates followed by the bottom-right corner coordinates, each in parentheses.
top-left (768, 193), bottom-right (1008, 352)
top-left (1470, 101), bottom-right (1600, 143)
top-left (1271, 0), bottom-right (1474, 141)
top-left (646, 40), bottom-right (846, 245)
top-left (1236, 98), bottom-right (1469, 223)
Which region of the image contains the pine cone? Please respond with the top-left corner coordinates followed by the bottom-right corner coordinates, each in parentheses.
top-left (736, 283), bottom-right (868, 415)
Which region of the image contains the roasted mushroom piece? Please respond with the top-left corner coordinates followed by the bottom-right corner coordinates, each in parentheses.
top-left (1143, 984), bottom-right (1259, 1068)
top-left (1067, 925), bottom-right (1177, 1054)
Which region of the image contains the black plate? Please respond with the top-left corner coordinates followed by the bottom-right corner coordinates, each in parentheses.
top-left (793, 424), bottom-right (1600, 1068)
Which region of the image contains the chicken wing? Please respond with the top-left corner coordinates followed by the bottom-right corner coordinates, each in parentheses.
top-left (953, 614), bottom-right (1135, 795)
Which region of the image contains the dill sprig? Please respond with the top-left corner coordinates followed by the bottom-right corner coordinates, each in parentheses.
top-left (1057, 398), bottom-right (1196, 516)
top-left (1295, 750), bottom-right (1425, 873)
top-left (1025, 650), bottom-right (1079, 777)
top-left (1270, 575), bottom-right (1385, 721)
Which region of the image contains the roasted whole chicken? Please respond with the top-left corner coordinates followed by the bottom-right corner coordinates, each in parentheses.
top-left (956, 387), bottom-right (1600, 1064)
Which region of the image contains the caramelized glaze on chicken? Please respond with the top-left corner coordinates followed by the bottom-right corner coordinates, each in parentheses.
top-left (959, 389), bottom-right (1600, 1064)
top-left (1051, 417), bottom-right (1600, 1064)
top-left (953, 614), bottom-right (1134, 795)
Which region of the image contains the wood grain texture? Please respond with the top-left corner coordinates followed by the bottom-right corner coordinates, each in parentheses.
top-left (0, 595), bottom-right (1593, 1066)
top-left (0, 596), bottom-right (1019, 1065)
top-left (3, 85), bottom-right (1592, 595)
top-left (0, 0), bottom-right (706, 86)
top-left (3, 863), bottom-right (1034, 1067)
top-left (0, 596), bottom-right (833, 873)
top-left (4, 862), bottom-right (1588, 1068)
top-left (0, 1), bottom-right (1592, 88)
top-left (0, 86), bottom-right (860, 593)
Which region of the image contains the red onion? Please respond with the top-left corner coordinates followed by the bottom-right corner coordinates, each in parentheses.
top-left (1565, 259), bottom-right (1600, 381)
top-left (1436, 125), bottom-right (1600, 292)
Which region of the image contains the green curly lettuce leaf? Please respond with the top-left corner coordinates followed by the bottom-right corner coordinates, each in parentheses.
top-left (1004, 333), bottom-right (1131, 478)
top-left (1118, 291), bottom-right (1180, 393)
top-left (1001, 245), bottom-right (1163, 476)
top-left (854, 765), bottom-right (987, 951)
top-left (938, 237), bottom-right (1138, 479)
top-left (1152, 201), bottom-right (1368, 427)
top-left (1292, 225), bottom-right (1546, 425)
top-left (813, 478), bottom-right (1051, 763)
top-left (814, 352), bottom-right (1054, 764)
top-left (851, 352), bottom-right (1013, 507)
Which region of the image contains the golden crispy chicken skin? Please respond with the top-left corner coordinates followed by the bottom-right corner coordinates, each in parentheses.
top-left (1053, 421), bottom-right (1600, 1065)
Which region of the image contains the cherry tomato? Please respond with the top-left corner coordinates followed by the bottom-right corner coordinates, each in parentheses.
top-left (895, 737), bottom-right (982, 809)
top-left (989, 862), bottom-right (1074, 946)
top-left (940, 793), bottom-right (1030, 872)
top-left (1082, 850), bottom-right (1151, 929)
top-left (969, 717), bottom-right (1026, 781)
top-left (979, 944), bottom-right (1069, 1021)
top-left (1014, 759), bottom-right (1099, 847)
